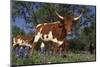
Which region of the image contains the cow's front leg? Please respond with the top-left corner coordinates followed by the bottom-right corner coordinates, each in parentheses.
top-left (40, 42), bottom-right (46, 63)
top-left (40, 42), bottom-right (45, 53)
top-left (60, 41), bottom-right (69, 58)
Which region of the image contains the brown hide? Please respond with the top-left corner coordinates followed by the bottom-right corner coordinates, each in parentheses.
top-left (12, 35), bottom-right (34, 48)
top-left (37, 23), bottom-right (66, 41)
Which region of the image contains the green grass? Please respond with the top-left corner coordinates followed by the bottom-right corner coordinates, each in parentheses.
top-left (11, 51), bottom-right (96, 65)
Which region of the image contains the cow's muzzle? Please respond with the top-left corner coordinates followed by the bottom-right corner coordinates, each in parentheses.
top-left (66, 32), bottom-right (73, 40)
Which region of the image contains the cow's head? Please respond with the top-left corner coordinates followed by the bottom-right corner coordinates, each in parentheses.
top-left (56, 11), bottom-right (82, 35)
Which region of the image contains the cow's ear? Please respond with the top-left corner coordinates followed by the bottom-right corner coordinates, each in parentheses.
top-left (73, 14), bottom-right (82, 21)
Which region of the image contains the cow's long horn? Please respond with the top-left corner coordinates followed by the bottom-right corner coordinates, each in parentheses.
top-left (55, 11), bottom-right (64, 20)
top-left (74, 14), bottom-right (82, 21)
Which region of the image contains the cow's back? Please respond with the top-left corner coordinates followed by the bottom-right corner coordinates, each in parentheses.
top-left (36, 23), bottom-right (66, 41)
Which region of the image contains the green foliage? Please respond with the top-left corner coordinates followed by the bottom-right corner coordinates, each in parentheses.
top-left (70, 40), bottom-right (86, 51)
top-left (12, 51), bottom-right (95, 65)
top-left (12, 26), bottom-right (25, 37)
top-left (70, 25), bottom-right (96, 51)
top-left (79, 23), bottom-right (96, 48)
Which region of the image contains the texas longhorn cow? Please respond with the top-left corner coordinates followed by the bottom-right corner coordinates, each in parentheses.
top-left (33, 11), bottom-right (82, 56)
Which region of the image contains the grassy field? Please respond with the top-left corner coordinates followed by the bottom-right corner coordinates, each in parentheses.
top-left (11, 51), bottom-right (96, 66)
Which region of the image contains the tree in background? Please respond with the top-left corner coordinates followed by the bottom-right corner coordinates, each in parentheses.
top-left (12, 26), bottom-right (25, 37)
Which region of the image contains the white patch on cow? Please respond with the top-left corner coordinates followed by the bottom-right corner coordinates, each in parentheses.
top-left (42, 31), bottom-right (53, 41)
top-left (58, 41), bottom-right (64, 45)
top-left (16, 38), bottom-right (24, 46)
top-left (34, 27), bottom-right (43, 43)
top-left (13, 37), bottom-right (16, 44)
top-left (48, 31), bottom-right (53, 39)
top-left (36, 24), bottom-right (42, 28)
top-left (44, 34), bottom-right (47, 40)
top-left (24, 42), bottom-right (32, 48)
top-left (41, 31), bottom-right (63, 46)
top-left (52, 38), bottom-right (57, 43)
top-left (34, 32), bottom-right (42, 43)
top-left (27, 44), bottom-right (32, 48)
top-left (13, 43), bottom-right (16, 47)
top-left (52, 38), bottom-right (63, 46)
top-left (17, 38), bottom-right (23, 45)
top-left (13, 37), bottom-right (17, 47)
top-left (40, 42), bottom-right (45, 48)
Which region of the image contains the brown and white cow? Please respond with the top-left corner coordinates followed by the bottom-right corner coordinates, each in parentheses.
top-left (12, 35), bottom-right (35, 55)
top-left (33, 12), bottom-right (82, 56)
top-left (12, 35), bottom-right (34, 48)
